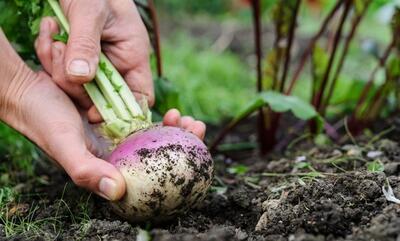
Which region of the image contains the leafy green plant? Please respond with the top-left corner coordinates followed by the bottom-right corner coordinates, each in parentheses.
top-left (366, 160), bottom-right (384, 172)
top-left (162, 33), bottom-right (255, 123)
top-left (212, 0), bottom-right (400, 155)
top-left (0, 123), bottom-right (38, 177)
top-left (211, 91), bottom-right (320, 150)
top-left (227, 164), bottom-right (249, 175)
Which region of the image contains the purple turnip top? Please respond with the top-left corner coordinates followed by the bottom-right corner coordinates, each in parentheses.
top-left (108, 126), bottom-right (214, 222)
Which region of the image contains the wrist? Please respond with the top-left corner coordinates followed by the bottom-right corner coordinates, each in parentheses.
top-left (0, 64), bottom-right (38, 134)
top-left (0, 30), bottom-right (39, 135)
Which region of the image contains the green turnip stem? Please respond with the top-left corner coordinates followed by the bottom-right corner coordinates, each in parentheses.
top-left (99, 54), bottom-right (145, 118)
top-left (84, 82), bottom-right (131, 137)
top-left (83, 82), bottom-right (116, 122)
top-left (47, 0), bottom-right (151, 140)
top-left (95, 68), bottom-right (132, 121)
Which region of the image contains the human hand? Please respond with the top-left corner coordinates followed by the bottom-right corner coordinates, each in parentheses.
top-left (35, 0), bottom-right (153, 117)
top-left (35, 16), bottom-right (207, 140)
top-left (0, 30), bottom-right (126, 201)
top-left (36, 0), bottom-right (207, 139)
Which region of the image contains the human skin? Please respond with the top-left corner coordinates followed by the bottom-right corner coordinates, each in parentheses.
top-left (0, 0), bottom-right (205, 201)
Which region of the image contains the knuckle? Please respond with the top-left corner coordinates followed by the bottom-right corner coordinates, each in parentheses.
top-left (69, 164), bottom-right (92, 187)
top-left (68, 36), bottom-right (100, 57)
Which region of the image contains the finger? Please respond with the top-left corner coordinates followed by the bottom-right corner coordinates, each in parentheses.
top-left (35, 17), bottom-right (59, 73)
top-left (25, 74), bottom-right (126, 201)
top-left (181, 116), bottom-right (195, 129)
top-left (162, 109), bottom-right (182, 127)
top-left (186, 121), bottom-right (206, 140)
top-left (46, 121), bottom-right (126, 200)
top-left (124, 66), bottom-right (155, 107)
top-left (62, 0), bottom-right (108, 84)
top-left (52, 42), bottom-right (93, 109)
top-left (87, 105), bottom-right (103, 123)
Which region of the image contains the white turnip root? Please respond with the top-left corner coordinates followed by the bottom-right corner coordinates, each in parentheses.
top-left (107, 126), bottom-right (213, 222)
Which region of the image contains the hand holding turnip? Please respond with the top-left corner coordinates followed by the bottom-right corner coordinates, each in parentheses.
top-left (33, 0), bottom-right (214, 222)
top-left (35, 0), bottom-right (155, 118)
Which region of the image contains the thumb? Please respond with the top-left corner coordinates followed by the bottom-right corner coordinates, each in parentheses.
top-left (45, 121), bottom-right (126, 201)
top-left (62, 0), bottom-right (108, 84)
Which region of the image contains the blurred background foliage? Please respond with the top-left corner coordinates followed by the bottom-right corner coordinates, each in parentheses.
top-left (155, 0), bottom-right (397, 121)
top-left (0, 0), bottom-right (399, 173)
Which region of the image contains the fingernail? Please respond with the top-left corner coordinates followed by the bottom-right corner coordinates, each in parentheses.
top-left (99, 177), bottom-right (118, 200)
top-left (68, 59), bottom-right (90, 76)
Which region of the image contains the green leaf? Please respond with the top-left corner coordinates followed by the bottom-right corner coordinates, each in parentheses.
top-left (99, 61), bottom-right (113, 80)
top-left (233, 91), bottom-right (320, 123)
top-left (367, 160), bottom-right (384, 172)
top-left (114, 85), bottom-right (122, 93)
top-left (294, 162), bottom-right (311, 169)
top-left (154, 77), bottom-right (181, 114)
top-left (227, 164), bottom-right (249, 175)
top-left (0, 0), bottom-right (53, 60)
top-left (388, 57), bottom-right (400, 78)
top-left (52, 32), bottom-right (68, 43)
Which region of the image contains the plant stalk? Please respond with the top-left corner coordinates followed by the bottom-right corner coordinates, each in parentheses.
top-left (285, 0), bottom-right (343, 94)
top-left (321, 1), bottom-right (371, 115)
top-left (313, 0), bottom-right (352, 113)
top-left (279, 0), bottom-right (301, 92)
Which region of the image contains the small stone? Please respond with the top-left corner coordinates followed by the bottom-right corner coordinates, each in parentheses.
top-left (261, 199), bottom-right (280, 212)
top-left (332, 149), bottom-right (342, 156)
top-left (255, 212), bottom-right (269, 231)
top-left (367, 151), bottom-right (383, 159)
top-left (342, 145), bottom-right (362, 156)
top-left (235, 228), bottom-right (248, 240)
top-left (384, 162), bottom-right (400, 175)
top-left (295, 156), bottom-right (307, 162)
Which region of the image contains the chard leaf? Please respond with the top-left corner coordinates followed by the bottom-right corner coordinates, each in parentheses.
top-left (233, 91), bottom-right (320, 123)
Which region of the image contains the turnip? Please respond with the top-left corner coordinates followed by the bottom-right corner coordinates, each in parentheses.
top-left (108, 126), bottom-right (213, 221)
top-left (47, 0), bottom-right (214, 222)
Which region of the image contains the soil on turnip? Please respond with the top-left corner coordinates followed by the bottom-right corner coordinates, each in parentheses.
top-left (2, 116), bottom-right (400, 241)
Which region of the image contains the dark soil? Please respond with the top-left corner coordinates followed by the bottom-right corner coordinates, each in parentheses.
top-left (2, 117), bottom-right (400, 241)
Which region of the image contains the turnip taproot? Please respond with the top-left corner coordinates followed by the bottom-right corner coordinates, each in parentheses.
top-left (47, 0), bottom-right (214, 222)
top-left (108, 126), bottom-right (213, 221)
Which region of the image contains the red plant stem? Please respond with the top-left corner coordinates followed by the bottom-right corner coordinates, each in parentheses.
top-left (313, 0), bottom-right (352, 113)
top-left (210, 0), bottom-right (265, 152)
top-left (252, 0), bottom-right (262, 92)
top-left (251, 0), bottom-right (272, 154)
top-left (353, 40), bottom-right (395, 115)
top-left (285, 0), bottom-right (342, 95)
top-left (209, 113), bottom-right (251, 152)
top-left (147, 0), bottom-right (163, 77)
top-left (279, 0), bottom-right (301, 92)
top-left (321, 2), bottom-right (370, 114)
top-left (272, 3), bottom-right (284, 90)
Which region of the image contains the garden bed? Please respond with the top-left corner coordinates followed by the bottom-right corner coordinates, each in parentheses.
top-left (2, 117), bottom-right (400, 241)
